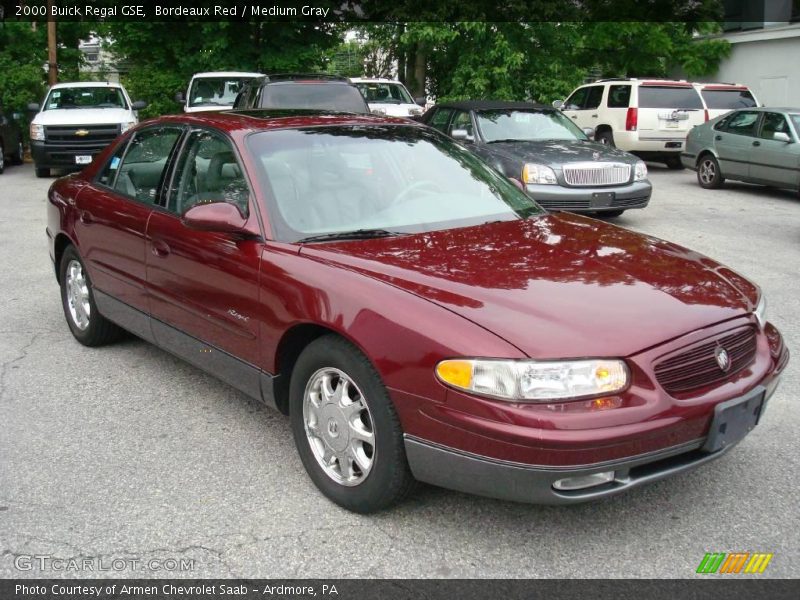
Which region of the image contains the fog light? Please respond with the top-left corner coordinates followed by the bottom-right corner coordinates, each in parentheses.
top-left (553, 471), bottom-right (615, 491)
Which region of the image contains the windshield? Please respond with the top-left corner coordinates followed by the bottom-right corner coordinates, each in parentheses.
top-left (476, 109), bottom-right (587, 142)
top-left (248, 125), bottom-right (542, 242)
top-left (791, 114), bottom-right (800, 135)
top-left (638, 86), bottom-right (703, 109)
top-left (701, 89), bottom-right (757, 110)
top-left (44, 87), bottom-right (127, 110)
top-left (259, 83), bottom-right (369, 114)
top-left (354, 82), bottom-right (414, 104)
top-left (189, 77), bottom-right (256, 107)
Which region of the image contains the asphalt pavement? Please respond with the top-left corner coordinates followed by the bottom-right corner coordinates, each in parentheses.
top-left (1, 162), bottom-right (798, 578)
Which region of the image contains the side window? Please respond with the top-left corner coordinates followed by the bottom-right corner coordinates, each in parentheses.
top-left (724, 111), bottom-right (760, 137)
top-left (428, 108), bottom-right (454, 132)
top-left (96, 139), bottom-right (130, 187)
top-left (584, 86), bottom-right (604, 110)
top-left (760, 112), bottom-right (790, 140)
top-left (168, 130), bottom-right (249, 217)
top-left (564, 87), bottom-right (588, 110)
top-left (713, 115), bottom-right (732, 131)
top-left (449, 110), bottom-right (474, 137)
top-left (607, 85), bottom-right (631, 108)
top-left (113, 127), bottom-right (182, 203)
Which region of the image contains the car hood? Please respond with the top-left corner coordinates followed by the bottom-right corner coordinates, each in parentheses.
top-left (32, 108), bottom-right (134, 126)
top-left (483, 139), bottom-right (637, 166)
top-left (300, 214), bottom-right (758, 358)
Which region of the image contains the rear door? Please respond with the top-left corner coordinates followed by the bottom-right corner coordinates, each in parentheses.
top-left (713, 110), bottom-right (762, 179)
top-left (636, 82), bottom-right (705, 143)
top-left (750, 111), bottom-right (800, 188)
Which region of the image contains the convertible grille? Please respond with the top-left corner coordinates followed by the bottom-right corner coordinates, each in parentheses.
top-left (563, 162), bottom-right (631, 186)
top-left (654, 326), bottom-right (757, 395)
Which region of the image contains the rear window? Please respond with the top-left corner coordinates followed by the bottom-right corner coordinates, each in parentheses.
top-left (701, 89), bottom-right (757, 110)
top-left (637, 86), bottom-right (703, 109)
top-left (259, 83), bottom-right (369, 114)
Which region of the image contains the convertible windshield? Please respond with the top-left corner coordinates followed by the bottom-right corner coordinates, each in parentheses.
top-left (248, 126), bottom-right (543, 242)
top-left (354, 82), bottom-right (414, 104)
top-left (476, 109), bottom-right (587, 142)
top-left (44, 87), bottom-right (127, 110)
top-left (189, 77), bottom-right (256, 107)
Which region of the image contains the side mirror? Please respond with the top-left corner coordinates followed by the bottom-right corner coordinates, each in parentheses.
top-left (582, 127), bottom-right (595, 140)
top-left (773, 132), bottom-right (792, 143)
top-left (12, 112), bottom-right (22, 121)
top-left (182, 202), bottom-right (247, 233)
top-left (414, 96), bottom-right (427, 107)
top-left (131, 100), bottom-right (147, 111)
top-left (174, 91), bottom-right (186, 104)
top-left (552, 99), bottom-right (564, 109)
top-left (451, 128), bottom-right (474, 143)
top-left (27, 102), bottom-right (41, 112)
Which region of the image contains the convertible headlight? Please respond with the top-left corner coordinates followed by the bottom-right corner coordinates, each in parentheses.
top-left (436, 358), bottom-right (629, 401)
top-left (30, 123), bottom-right (45, 141)
top-left (634, 160), bottom-right (648, 181)
top-left (522, 163), bottom-right (558, 185)
top-left (120, 120), bottom-right (137, 134)
top-left (754, 294), bottom-right (767, 329)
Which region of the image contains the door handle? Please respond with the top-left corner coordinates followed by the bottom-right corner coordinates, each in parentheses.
top-left (151, 239), bottom-right (171, 258)
top-left (591, 114), bottom-right (598, 118)
top-left (752, 140), bottom-right (760, 147)
top-left (570, 115), bottom-right (577, 119)
top-left (79, 210), bottom-right (93, 225)
top-left (714, 135), bottom-right (722, 141)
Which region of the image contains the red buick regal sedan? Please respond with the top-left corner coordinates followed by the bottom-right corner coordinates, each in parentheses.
top-left (47, 110), bottom-right (788, 513)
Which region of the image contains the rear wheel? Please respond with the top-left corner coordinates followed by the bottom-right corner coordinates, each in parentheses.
top-left (59, 246), bottom-right (123, 346)
top-left (11, 140), bottom-right (24, 165)
top-left (665, 156), bottom-right (684, 170)
top-left (289, 335), bottom-right (415, 513)
top-left (35, 165), bottom-right (50, 178)
top-left (697, 154), bottom-right (724, 189)
top-left (596, 130), bottom-right (615, 147)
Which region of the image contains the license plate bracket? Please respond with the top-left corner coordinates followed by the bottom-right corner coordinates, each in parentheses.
top-left (591, 191), bottom-right (615, 207)
top-left (702, 387), bottom-right (765, 453)
top-left (75, 155), bottom-right (92, 165)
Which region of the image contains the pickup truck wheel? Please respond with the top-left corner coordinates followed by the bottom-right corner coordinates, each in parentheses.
top-left (11, 141), bottom-right (24, 165)
top-left (290, 335), bottom-right (415, 513)
top-left (598, 210), bottom-right (625, 218)
top-left (59, 246), bottom-right (123, 346)
top-left (35, 166), bottom-right (50, 178)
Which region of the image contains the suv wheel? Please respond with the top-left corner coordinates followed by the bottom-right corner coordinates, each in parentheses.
top-left (11, 141), bottom-right (24, 165)
top-left (596, 130), bottom-right (615, 147)
top-left (697, 155), bottom-right (724, 189)
top-left (290, 335), bottom-right (415, 513)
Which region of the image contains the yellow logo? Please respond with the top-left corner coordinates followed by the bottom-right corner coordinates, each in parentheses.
top-left (74, 129), bottom-right (90, 137)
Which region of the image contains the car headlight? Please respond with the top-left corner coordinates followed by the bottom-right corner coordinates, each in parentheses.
top-left (409, 107), bottom-right (423, 116)
top-left (371, 107), bottom-right (387, 116)
top-left (436, 358), bottom-right (629, 401)
top-left (634, 160), bottom-right (648, 181)
top-left (30, 123), bottom-right (45, 141)
top-left (121, 120), bottom-right (137, 134)
top-left (522, 163), bottom-right (558, 185)
top-left (754, 294), bottom-right (767, 329)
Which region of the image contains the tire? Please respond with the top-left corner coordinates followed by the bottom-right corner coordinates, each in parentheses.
top-left (11, 140), bottom-right (24, 165)
top-left (289, 334), bottom-right (415, 513)
top-left (666, 156), bottom-right (684, 170)
top-left (696, 154), bottom-right (724, 189)
top-left (596, 130), bottom-right (615, 147)
top-left (35, 166), bottom-right (50, 178)
top-left (59, 245), bottom-right (123, 346)
top-left (598, 210), bottom-right (625, 218)
top-left (0, 144), bottom-right (5, 174)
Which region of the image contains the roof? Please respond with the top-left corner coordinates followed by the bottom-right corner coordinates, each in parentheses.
top-left (147, 109), bottom-right (422, 133)
top-left (191, 71), bottom-right (263, 79)
top-left (350, 78), bottom-right (407, 85)
top-left (50, 81), bottom-right (123, 89)
top-left (431, 100), bottom-right (551, 111)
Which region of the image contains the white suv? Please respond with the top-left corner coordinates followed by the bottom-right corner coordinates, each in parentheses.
top-left (556, 78), bottom-right (706, 169)
top-left (28, 81), bottom-right (146, 177)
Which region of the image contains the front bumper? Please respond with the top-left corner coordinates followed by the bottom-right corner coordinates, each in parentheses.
top-left (31, 140), bottom-right (106, 170)
top-left (526, 179), bottom-right (652, 212)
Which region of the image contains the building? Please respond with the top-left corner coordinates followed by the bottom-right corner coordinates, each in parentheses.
top-left (78, 36), bottom-right (126, 83)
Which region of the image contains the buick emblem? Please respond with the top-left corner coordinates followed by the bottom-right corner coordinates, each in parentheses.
top-left (715, 346), bottom-right (731, 372)
top-left (592, 151), bottom-right (600, 160)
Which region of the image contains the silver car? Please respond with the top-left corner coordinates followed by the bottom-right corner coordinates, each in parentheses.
top-left (682, 107), bottom-right (800, 193)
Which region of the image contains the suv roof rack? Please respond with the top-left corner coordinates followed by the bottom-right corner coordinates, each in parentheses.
top-left (593, 77), bottom-right (689, 83)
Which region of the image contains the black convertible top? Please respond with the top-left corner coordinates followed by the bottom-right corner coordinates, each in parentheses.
top-left (431, 100), bottom-right (551, 111)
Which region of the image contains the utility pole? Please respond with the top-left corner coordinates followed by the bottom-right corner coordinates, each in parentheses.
top-left (47, 0), bottom-right (57, 85)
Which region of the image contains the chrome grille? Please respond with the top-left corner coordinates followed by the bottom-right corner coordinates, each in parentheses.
top-left (654, 326), bottom-right (757, 395)
top-left (44, 124), bottom-right (121, 146)
top-left (562, 162), bottom-right (631, 186)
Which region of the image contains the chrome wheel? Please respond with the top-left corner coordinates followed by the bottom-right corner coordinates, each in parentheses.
top-left (699, 159), bottom-right (716, 184)
top-left (65, 259), bottom-right (91, 330)
top-left (303, 367), bottom-right (375, 487)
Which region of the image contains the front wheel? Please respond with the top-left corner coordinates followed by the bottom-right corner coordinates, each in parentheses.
top-left (597, 210), bottom-right (625, 218)
top-left (11, 140), bottom-right (24, 165)
top-left (697, 155), bottom-right (724, 189)
top-left (59, 246), bottom-right (123, 346)
top-left (289, 335), bottom-right (415, 513)
top-left (35, 165), bottom-right (50, 178)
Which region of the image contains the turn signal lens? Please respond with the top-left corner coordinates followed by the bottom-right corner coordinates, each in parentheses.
top-left (436, 360), bottom-right (473, 389)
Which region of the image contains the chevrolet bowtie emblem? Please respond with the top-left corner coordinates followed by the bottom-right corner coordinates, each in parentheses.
top-left (75, 129), bottom-right (89, 137)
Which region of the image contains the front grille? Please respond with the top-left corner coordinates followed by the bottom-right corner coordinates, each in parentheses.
top-left (537, 198), bottom-right (592, 211)
top-left (654, 326), bottom-right (757, 395)
top-left (563, 162), bottom-right (631, 186)
top-left (44, 124), bottom-right (121, 147)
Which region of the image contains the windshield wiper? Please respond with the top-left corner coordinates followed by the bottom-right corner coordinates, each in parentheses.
top-left (486, 138), bottom-right (537, 144)
top-left (298, 228), bottom-right (406, 244)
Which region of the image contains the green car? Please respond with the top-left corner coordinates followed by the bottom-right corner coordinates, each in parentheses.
top-left (681, 107), bottom-right (800, 194)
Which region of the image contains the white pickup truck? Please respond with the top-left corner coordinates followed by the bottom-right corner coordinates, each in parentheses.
top-left (28, 81), bottom-right (146, 177)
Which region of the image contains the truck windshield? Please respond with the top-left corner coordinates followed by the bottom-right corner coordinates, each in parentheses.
top-left (189, 77), bottom-right (256, 108)
top-left (44, 87), bottom-right (127, 110)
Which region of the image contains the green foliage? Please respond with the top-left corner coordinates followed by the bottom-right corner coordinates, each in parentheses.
top-left (0, 23), bottom-right (47, 114)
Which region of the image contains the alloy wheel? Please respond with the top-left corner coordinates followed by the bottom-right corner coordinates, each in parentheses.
top-left (65, 259), bottom-right (91, 330)
top-left (699, 159), bottom-right (716, 185)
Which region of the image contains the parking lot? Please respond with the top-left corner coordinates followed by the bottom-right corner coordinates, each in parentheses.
top-left (1, 162), bottom-right (798, 578)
